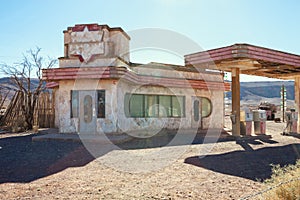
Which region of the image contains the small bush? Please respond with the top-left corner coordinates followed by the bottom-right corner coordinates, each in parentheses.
top-left (262, 160), bottom-right (300, 200)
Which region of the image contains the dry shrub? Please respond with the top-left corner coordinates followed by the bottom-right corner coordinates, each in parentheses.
top-left (262, 160), bottom-right (300, 200)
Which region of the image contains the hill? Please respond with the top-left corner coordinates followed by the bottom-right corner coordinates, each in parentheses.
top-left (0, 78), bottom-right (296, 107)
top-left (0, 77), bottom-right (40, 90)
top-left (226, 81), bottom-right (295, 102)
top-left (0, 77), bottom-right (40, 106)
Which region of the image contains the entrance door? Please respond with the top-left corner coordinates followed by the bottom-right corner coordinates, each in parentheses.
top-left (192, 96), bottom-right (202, 129)
top-left (79, 91), bottom-right (97, 134)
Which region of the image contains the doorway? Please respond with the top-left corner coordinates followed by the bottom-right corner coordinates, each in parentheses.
top-left (79, 90), bottom-right (97, 134)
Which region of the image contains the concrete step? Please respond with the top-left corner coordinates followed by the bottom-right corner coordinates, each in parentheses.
top-left (32, 130), bottom-right (132, 144)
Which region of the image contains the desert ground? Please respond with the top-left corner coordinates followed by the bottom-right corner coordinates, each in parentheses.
top-left (0, 117), bottom-right (300, 200)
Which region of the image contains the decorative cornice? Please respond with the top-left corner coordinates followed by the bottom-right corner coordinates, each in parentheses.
top-left (43, 67), bottom-right (230, 91)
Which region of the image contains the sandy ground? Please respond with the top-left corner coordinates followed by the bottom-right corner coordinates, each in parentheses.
top-left (0, 118), bottom-right (300, 200)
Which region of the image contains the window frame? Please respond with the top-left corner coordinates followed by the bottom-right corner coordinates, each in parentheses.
top-left (145, 95), bottom-right (158, 117)
top-left (70, 90), bottom-right (106, 119)
top-left (70, 90), bottom-right (79, 118)
top-left (97, 90), bottom-right (106, 118)
top-left (126, 93), bottom-right (185, 118)
top-left (201, 97), bottom-right (212, 118)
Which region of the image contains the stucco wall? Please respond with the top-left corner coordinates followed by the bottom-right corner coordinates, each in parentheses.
top-left (60, 25), bottom-right (130, 68)
top-left (198, 90), bottom-right (224, 129)
top-left (52, 23), bottom-right (224, 134)
top-left (116, 81), bottom-right (192, 132)
top-left (55, 78), bottom-right (224, 134)
top-left (109, 30), bottom-right (130, 62)
top-left (56, 79), bottom-right (118, 133)
top-left (116, 79), bottom-right (224, 133)
top-left (133, 65), bottom-right (224, 83)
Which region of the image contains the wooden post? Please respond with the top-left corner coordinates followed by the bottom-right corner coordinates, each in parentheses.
top-left (294, 77), bottom-right (300, 133)
top-left (231, 68), bottom-right (240, 136)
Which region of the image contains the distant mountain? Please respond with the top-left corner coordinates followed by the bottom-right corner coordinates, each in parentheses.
top-left (0, 77), bottom-right (40, 106)
top-left (0, 77), bottom-right (40, 90)
top-left (226, 81), bottom-right (294, 101)
top-left (0, 77), bottom-right (296, 107)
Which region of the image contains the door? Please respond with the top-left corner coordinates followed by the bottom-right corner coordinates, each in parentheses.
top-left (79, 91), bottom-right (97, 134)
top-left (192, 96), bottom-right (202, 129)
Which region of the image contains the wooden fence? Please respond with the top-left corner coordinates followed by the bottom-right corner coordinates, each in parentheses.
top-left (0, 91), bottom-right (55, 129)
top-left (34, 92), bottom-right (55, 128)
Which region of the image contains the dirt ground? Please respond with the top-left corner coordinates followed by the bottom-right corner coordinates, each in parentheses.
top-left (0, 118), bottom-right (300, 200)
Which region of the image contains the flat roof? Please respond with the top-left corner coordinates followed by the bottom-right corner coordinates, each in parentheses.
top-left (130, 62), bottom-right (222, 75)
top-left (185, 43), bottom-right (300, 80)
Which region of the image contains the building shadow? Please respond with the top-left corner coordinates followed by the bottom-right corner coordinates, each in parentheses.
top-left (284, 132), bottom-right (300, 139)
top-left (2, 128), bottom-right (292, 184)
top-left (235, 137), bottom-right (279, 151)
top-left (0, 134), bottom-right (112, 183)
top-left (184, 144), bottom-right (300, 182)
top-left (0, 128), bottom-right (233, 183)
top-left (117, 128), bottom-right (234, 150)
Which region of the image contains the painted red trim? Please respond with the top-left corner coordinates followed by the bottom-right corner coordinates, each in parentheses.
top-left (185, 43), bottom-right (300, 67)
top-left (43, 67), bottom-right (230, 91)
top-left (71, 24), bottom-right (101, 32)
top-left (46, 82), bottom-right (59, 88)
top-left (64, 23), bottom-right (131, 40)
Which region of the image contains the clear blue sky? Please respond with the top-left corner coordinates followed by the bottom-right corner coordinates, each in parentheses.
top-left (1, 0), bottom-right (300, 81)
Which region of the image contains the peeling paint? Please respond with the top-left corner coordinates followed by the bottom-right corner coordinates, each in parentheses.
top-left (48, 24), bottom-right (225, 134)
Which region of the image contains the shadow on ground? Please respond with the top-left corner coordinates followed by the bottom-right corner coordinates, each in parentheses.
top-left (2, 129), bottom-right (295, 184)
top-left (117, 129), bottom-right (234, 149)
top-left (284, 132), bottom-right (300, 140)
top-left (236, 137), bottom-right (278, 151)
top-left (0, 134), bottom-right (100, 183)
top-left (0, 129), bottom-right (231, 183)
top-left (184, 143), bottom-right (300, 182)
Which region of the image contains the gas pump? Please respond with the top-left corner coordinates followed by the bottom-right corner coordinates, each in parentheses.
top-left (291, 109), bottom-right (298, 133)
top-left (283, 109), bottom-right (298, 134)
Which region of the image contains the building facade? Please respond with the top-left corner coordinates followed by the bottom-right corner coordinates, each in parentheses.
top-left (43, 24), bottom-right (229, 134)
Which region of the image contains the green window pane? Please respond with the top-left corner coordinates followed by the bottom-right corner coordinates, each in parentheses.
top-left (125, 93), bottom-right (186, 118)
top-left (124, 93), bottom-right (130, 117)
top-left (159, 95), bottom-right (171, 117)
top-left (172, 96), bottom-right (185, 117)
top-left (145, 95), bottom-right (158, 117)
top-left (129, 94), bottom-right (144, 117)
top-left (202, 97), bottom-right (212, 118)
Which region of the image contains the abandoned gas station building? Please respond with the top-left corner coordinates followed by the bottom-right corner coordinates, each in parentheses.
top-left (43, 23), bottom-right (300, 136)
top-left (185, 44), bottom-right (300, 136)
top-left (43, 23), bottom-right (230, 134)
